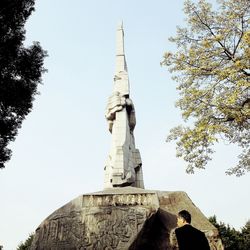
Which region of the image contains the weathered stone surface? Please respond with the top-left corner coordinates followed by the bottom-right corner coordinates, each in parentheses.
top-left (30, 187), bottom-right (223, 250)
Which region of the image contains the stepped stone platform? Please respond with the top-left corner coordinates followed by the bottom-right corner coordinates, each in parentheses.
top-left (30, 187), bottom-right (223, 250)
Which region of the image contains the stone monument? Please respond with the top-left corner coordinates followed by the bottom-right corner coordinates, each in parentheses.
top-left (30, 24), bottom-right (224, 250)
top-left (104, 22), bottom-right (144, 189)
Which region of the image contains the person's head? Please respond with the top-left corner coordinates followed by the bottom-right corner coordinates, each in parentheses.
top-left (177, 210), bottom-right (191, 227)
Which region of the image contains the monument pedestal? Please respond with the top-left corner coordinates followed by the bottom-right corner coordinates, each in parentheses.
top-left (30, 187), bottom-right (223, 250)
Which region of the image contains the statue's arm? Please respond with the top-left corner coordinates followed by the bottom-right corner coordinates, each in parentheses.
top-left (105, 92), bottom-right (126, 132)
top-left (126, 98), bottom-right (136, 131)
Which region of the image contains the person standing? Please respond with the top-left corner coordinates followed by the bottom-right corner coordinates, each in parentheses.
top-left (175, 210), bottom-right (210, 250)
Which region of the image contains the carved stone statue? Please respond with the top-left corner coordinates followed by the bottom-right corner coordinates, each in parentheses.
top-left (104, 23), bottom-right (144, 189)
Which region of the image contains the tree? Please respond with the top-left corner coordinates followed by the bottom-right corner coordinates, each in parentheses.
top-left (17, 233), bottom-right (34, 250)
top-left (0, 0), bottom-right (47, 168)
top-left (162, 0), bottom-right (250, 176)
top-left (209, 216), bottom-right (250, 250)
top-left (209, 215), bottom-right (241, 249)
top-left (240, 220), bottom-right (250, 250)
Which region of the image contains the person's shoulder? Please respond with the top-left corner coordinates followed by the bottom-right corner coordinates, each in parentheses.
top-left (181, 224), bottom-right (206, 237)
top-left (175, 225), bottom-right (188, 233)
top-left (175, 224), bottom-right (205, 235)
top-left (180, 224), bottom-right (193, 230)
top-left (175, 224), bottom-right (192, 235)
top-left (191, 225), bottom-right (206, 235)
top-left (188, 225), bottom-right (204, 234)
top-left (190, 226), bottom-right (209, 243)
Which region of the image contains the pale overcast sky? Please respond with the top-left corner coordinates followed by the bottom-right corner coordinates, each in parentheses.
top-left (0, 0), bottom-right (249, 249)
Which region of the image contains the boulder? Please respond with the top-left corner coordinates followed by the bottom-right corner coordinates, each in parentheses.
top-left (30, 187), bottom-right (223, 250)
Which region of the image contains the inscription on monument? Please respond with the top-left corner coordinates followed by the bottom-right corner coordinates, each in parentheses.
top-left (82, 193), bottom-right (158, 207)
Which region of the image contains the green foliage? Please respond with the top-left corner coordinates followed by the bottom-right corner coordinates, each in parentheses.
top-left (0, 0), bottom-right (47, 168)
top-left (209, 216), bottom-right (250, 249)
top-left (240, 220), bottom-right (250, 250)
top-left (17, 233), bottom-right (34, 250)
top-left (162, 0), bottom-right (250, 175)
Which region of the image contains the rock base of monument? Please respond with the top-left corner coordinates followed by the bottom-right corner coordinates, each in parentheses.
top-left (30, 187), bottom-right (223, 250)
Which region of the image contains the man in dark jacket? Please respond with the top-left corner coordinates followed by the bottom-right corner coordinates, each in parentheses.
top-left (175, 210), bottom-right (210, 250)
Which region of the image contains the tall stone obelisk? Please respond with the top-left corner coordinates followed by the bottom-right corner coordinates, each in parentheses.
top-left (104, 23), bottom-right (144, 189)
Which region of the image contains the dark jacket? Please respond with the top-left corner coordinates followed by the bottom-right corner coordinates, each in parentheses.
top-left (175, 224), bottom-right (210, 250)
